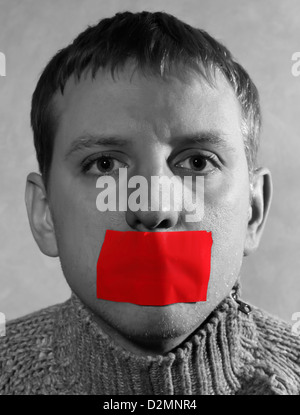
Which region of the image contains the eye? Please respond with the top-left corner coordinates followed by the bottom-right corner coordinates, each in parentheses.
top-left (175, 154), bottom-right (217, 174)
top-left (81, 154), bottom-right (128, 176)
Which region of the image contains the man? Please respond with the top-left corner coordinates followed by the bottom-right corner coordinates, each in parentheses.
top-left (0, 11), bottom-right (299, 395)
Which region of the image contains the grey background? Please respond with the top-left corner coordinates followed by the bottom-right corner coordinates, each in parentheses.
top-left (0, 0), bottom-right (299, 322)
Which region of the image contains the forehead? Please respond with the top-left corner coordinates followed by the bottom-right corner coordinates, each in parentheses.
top-left (52, 65), bottom-right (243, 149)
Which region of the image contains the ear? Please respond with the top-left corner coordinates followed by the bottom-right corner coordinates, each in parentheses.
top-left (244, 167), bottom-right (272, 256)
top-left (25, 172), bottom-right (58, 257)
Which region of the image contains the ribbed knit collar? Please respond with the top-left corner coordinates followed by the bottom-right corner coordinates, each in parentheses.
top-left (52, 288), bottom-right (258, 395)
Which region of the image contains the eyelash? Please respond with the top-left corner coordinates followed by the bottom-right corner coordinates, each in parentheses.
top-left (175, 153), bottom-right (218, 173)
top-left (80, 152), bottom-right (219, 176)
top-left (81, 152), bottom-right (127, 175)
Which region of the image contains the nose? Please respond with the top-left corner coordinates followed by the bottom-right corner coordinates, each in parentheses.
top-left (125, 156), bottom-right (181, 231)
top-left (126, 207), bottom-right (179, 230)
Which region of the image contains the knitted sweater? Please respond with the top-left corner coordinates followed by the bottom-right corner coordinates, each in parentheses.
top-left (0, 290), bottom-right (299, 395)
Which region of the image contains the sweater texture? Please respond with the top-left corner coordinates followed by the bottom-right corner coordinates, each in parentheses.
top-left (0, 289), bottom-right (299, 395)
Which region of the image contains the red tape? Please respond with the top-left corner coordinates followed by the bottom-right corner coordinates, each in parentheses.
top-left (97, 230), bottom-right (213, 306)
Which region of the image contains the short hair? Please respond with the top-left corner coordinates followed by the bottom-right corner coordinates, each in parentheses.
top-left (31, 11), bottom-right (261, 190)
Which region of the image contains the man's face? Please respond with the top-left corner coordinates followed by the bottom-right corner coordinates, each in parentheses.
top-left (48, 65), bottom-right (250, 351)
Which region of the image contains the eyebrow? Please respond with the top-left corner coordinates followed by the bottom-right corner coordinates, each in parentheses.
top-left (171, 131), bottom-right (234, 151)
top-left (64, 134), bottom-right (133, 160)
top-left (64, 130), bottom-right (234, 160)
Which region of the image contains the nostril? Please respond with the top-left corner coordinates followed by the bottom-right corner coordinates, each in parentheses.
top-left (155, 219), bottom-right (172, 229)
top-left (146, 218), bottom-right (175, 230)
top-left (125, 208), bottom-right (179, 231)
top-left (137, 217), bottom-right (174, 231)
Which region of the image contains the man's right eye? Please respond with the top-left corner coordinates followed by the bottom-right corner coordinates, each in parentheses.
top-left (81, 154), bottom-right (128, 176)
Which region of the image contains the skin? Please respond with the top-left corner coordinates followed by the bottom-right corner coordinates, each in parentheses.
top-left (25, 64), bottom-right (272, 356)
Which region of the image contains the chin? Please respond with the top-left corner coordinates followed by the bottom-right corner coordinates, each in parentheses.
top-left (92, 299), bottom-right (212, 343)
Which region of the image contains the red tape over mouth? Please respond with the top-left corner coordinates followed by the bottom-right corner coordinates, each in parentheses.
top-left (97, 230), bottom-right (213, 306)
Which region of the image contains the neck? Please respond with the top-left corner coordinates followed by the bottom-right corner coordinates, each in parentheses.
top-left (90, 310), bottom-right (207, 356)
top-left (52, 288), bottom-right (257, 394)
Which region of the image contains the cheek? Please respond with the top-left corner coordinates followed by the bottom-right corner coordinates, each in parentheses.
top-left (50, 182), bottom-right (125, 292)
top-left (203, 175), bottom-right (250, 290)
top-left (207, 204), bottom-right (248, 262)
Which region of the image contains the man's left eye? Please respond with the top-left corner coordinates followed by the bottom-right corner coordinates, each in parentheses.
top-left (175, 154), bottom-right (216, 173)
